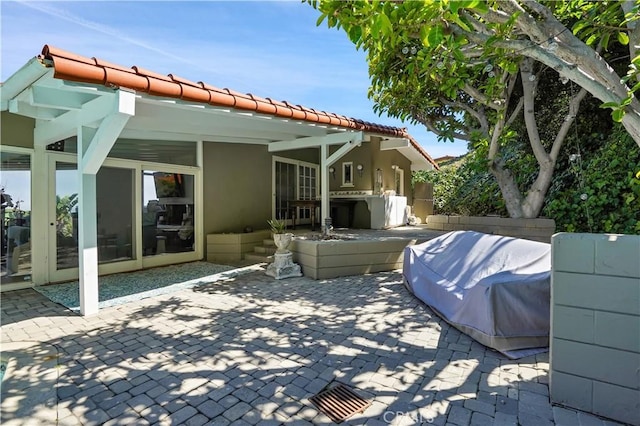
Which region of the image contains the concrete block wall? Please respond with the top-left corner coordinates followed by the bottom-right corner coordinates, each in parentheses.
top-left (550, 233), bottom-right (640, 425)
top-left (425, 215), bottom-right (555, 242)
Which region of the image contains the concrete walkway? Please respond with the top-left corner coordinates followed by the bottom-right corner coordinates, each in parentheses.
top-left (0, 268), bottom-right (622, 425)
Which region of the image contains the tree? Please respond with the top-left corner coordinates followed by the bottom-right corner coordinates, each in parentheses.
top-left (311, 0), bottom-right (640, 218)
top-left (56, 194), bottom-right (78, 237)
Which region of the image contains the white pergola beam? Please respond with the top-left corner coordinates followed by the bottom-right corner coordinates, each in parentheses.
top-left (0, 58), bottom-right (48, 110)
top-left (135, 99), bottom-right (332, 138)
top-left (30, 86), bottom-right (91, 110)
top-left (380, 138), bottom-right (410, 150)
top-left (33, 92), bottom-right (119, 146)
top-left (81, 90), bottom-right (135, 174)
top-left (8, 99), bottom-right (65, 120)
top-left (268, 131), bottom-right (360, 152)
top-left (126, 117), bottom-right (295, 142)
top-left (326, 137), bottom-right (363, 166)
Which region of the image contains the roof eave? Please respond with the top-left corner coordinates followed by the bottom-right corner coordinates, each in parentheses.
top-left (1, 57), bottom-right (49, 111)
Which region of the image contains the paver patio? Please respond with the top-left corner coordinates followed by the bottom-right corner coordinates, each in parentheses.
top-left (0, 268), bottom-right (622, 425)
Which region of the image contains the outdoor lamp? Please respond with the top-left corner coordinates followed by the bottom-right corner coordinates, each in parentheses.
top-left (356, 164), bottom-right (364, 177)
top-left (328, 166), bottom-right (335, 178)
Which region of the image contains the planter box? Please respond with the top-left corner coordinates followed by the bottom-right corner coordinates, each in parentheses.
top-left (290, 237), bottom-right (433, 279)
top-left (206, 230), bottom-right (271, 263)
top-left (425, 215), bottom-right (555, 243)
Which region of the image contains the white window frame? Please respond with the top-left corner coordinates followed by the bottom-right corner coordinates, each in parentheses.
top-left (341, 161), bottom-right (354, 187)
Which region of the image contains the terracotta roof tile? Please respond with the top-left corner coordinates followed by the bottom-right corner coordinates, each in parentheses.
top-left (132, 66), bottom-right (172, 82)
top-left (38, 44), bottom-right (438, 169)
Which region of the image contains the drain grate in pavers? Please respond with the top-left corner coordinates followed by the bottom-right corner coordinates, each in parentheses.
top-left (309, 383), bottom-right (371, 423)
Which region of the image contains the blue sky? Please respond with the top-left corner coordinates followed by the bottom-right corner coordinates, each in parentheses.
top-left (1, 0), bottom-right (468, 159)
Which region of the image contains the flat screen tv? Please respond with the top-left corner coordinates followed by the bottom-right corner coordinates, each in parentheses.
top-left (153, 172), bottom-right (184, 198)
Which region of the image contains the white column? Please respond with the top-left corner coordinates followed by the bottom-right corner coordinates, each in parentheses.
top-left (77, 126), bottom-right (99, 315)
top-left (320, 144), bottom-right (330, 228)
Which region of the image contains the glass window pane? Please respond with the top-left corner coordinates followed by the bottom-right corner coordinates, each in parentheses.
top-left (143, 170), bottom-right (195, 256)
top-left (97, 167), bottom-right (135, 264)
top-left (55, 162), bottom-right (79, 270)
top-left (1, 152), bottom-right (31, 283)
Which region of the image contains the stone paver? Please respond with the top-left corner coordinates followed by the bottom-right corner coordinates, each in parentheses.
top-left (0, 268), bottom-right (627, 425)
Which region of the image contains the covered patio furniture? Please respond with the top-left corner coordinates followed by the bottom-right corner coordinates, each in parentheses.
top-left (403, 230), bottom-right (551, 358)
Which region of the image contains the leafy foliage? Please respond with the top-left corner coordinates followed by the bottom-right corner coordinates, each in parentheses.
top-left (415, 157), bottom-right (506, 216)
top-left (310, 0), bottom-right (640, 218)
top-left (544, 126), bottom-right (640, 233)
top-left (417, 125), bottom-right (640, 234)
top-left (56, 194), bottom-right (78, 237)
top-left (267, 218), bottom-right (287, 234)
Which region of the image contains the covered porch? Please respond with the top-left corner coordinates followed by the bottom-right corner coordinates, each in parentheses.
top-left (1, 45), bottom-right (436, 315)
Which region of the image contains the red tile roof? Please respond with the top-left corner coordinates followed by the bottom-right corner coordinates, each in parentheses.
top-left (39, 45), bottom-right (438, 169)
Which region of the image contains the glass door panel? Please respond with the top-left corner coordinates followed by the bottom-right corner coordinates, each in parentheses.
top-left (55, 162), bottom-right (79, 271)
top-left (274, 161), bottom-right (296, 222)
top-left (97, 167), bottom-right (135, 263)
top-left (297, 165), bottom-right (317, 222)
top-left (142, 170), bottom-right (195, 256)
top-left (53, 161), bottom-right (137, 280)
top-left (1, 151), bottom-right (32, 286)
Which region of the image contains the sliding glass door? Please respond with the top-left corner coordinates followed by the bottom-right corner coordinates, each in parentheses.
top-left (1, 149), bottom-right (32, 289)
top-left (49, 155), bottom-right (137, 282)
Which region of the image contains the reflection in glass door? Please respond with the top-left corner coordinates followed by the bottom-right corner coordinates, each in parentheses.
top-left (142, 170), bottom-right (195, 257)
top-left (52, 160), bottom-right (136, 280)
top-left (1, 151), bottom-right (32, 287)
top-left (97, 167), bottom-right (135, 263)
top-left (273, 159), bottom-right (319, 226)
top-left (274, 161), bottom-right (296, 222)
top-left (54, 162), bottom-right (79, 271)
top-left (297, 165), bottom-right (317, 222)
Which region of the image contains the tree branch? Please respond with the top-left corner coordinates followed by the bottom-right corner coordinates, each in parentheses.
top-left (506, 97), bottom-right (524, 127)
top-left (622, 0), bottom-right (640, 83)
top-left (520, 58), bottom-right (549, 165)
top-left (438, 98), bottom-right (490, 135)
top-left (412, 111), bottom-right (474, 142)
top-left (463, 84), bottom-right (501, 110)
top-left (549, 87), bottom-right (589, 161)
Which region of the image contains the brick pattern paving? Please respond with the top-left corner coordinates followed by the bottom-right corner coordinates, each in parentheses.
top-left (0, 270), bottom-right (623, 425)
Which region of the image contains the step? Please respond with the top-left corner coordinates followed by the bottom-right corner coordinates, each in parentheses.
top-left (244, 253), bottom-right (273, 263)
top-left (263, 239), bottom-right (276, 247)
top-left (255, 246), bottom-right (277, 255)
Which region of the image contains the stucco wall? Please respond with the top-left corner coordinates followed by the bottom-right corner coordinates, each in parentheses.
top-left (1, 112), bottom-right (34, 149)
top-left (550, 233), bottom-right (640, 425)
top-left (202, 142), bottom-right (272, 234)
top-left (370, 137), bottom-right (413, 203)
top-left (328, 142), bottom-right (373, 192)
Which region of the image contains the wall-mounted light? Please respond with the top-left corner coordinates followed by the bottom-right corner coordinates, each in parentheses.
top-left (391, 164), bottom-right (399, 170)
top-left (356, 164), bottom-right (364, 177)
top-left (328, 166), bottom-right (335, 178)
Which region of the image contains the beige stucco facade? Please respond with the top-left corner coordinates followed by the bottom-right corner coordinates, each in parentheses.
top-left (1, 111), bottom-right (35, 149)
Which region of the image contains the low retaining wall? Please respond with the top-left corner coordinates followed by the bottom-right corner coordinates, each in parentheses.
top-left (550, 233), bottom-right (640, 425)
top-left (206, 230), bottom-right (271, 263)
top-left (425, 215), bottom-right (555, 243)
top-left (290, 237), bottom-right (432, 280)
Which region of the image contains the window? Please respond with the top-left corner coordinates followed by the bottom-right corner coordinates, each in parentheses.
top-left (342, 162), bottom-right (354, 187)
top-left (142, 170), bottom-right (195, 256)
